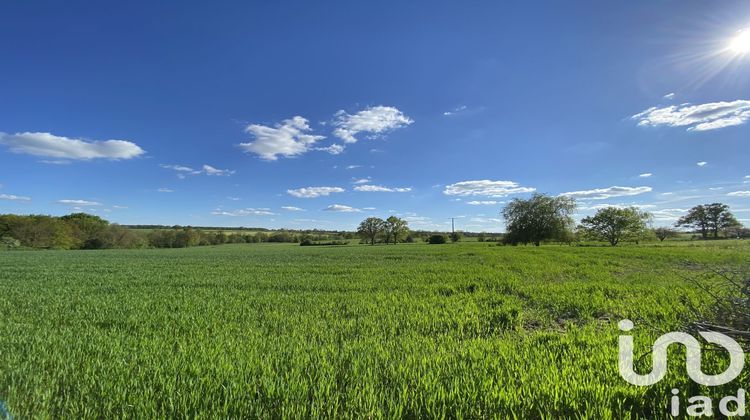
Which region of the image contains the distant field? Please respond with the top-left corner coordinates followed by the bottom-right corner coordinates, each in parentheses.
top-left (1, 241), bottom-right (748, 418)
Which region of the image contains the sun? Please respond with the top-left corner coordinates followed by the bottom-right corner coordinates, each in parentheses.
top-left (727, 29), bottom-right (750, 55)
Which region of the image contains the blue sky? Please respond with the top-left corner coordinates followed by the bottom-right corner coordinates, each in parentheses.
top-left (1, 1), bottom-right (749, 232)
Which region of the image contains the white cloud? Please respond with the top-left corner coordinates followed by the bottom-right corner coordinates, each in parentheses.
top-left (352, 177), bottom-right (371, 184)
top-left (466, 200), bottom-right (500, 205)
top-left (697, 161), bottom-right (708, 167)
top-left (57, 199), bottom-right (101, 206)
top-left (362, 207), bottom-right (377, 211)
top-left (651, 208), bottom-right (689, 221)
top-left (728, 191), bottom-right (750, 197)
top-left (443, 105), bottom-right (467, 116)
top-left (39, 159), bottom-right (72, 165)
top-left (281, 206), bottom-right (305, 211)
top-left (663, 93), bottom-right (675, 100)
top-left (0, 132), bottom-right (145, 160)
top-left (161, 164), bottom-right (234, 177)
top-left (157, 188), bottom-right (173, 193)
top-left (345, 165), bottom-right (362, 170)
top-left (332, 106), bottom-right (413, 143)
top-left (287, 186), bottom-right (345, 198)
top-left (239, 116), bottom-right (325, 161)
top-left (227, 196), bottom-right (241, 201)
top-left (0, 194), bottom-right (31, 201)
top-left (202, 164), bottom-right (235, 176)
top-left (354, 185), bottom-right (411, 193)
top-left (632, 100), bottom-right (750, 131)
top-left (443, 180), bottom-right (535, 197)
top-left (323, 204), bottom-right (361, 212)
top-left (560, 186), bottom-right (652, 200)
top-left (639, 173), bottom-right (653, 178)
top-left (160, 164), bottom-right (200, 174)
top-left (212, 208), bottom-right (275, 216)
top-left (314, 144), bottom-right (345, 155)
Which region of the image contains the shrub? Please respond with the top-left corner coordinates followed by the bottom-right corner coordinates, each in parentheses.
top-left (428, 234), bottom-right (447, 244)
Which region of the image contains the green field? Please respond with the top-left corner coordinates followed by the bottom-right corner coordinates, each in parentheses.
top-left (1, 241), bottom-right (748, 418)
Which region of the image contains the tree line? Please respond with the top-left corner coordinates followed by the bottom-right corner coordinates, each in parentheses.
top-left (0, 213), bottom-right (352, 250)
top-left (500, 193), bottom-right (746, 246)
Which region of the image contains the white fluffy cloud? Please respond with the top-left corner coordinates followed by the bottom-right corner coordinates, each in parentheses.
top-left (332, 106), bottom-right (413, 143)
top-left (466, 200), bottom-right (500, 205)
top-left (560, 186), bottom-right (652, 200)
top-left (639, 173), bottom-right (653, 178)
top-left (287, 186), bottom-right (345, 198)
top-left (239, 116), bottom-right (325, 161)
top-left (697, 161), bottom-right (708, 167)
top-left (212, 208), bottom-right (275, 216)
top-left (443, 180), bottom-right (535, 197)
top-left (323, 204), bottom-right (361, 212)
top-left (281, 206), bottom-right (305, 211)
top-left (352, 177), bottom-right (371, 184)
top-left (728, 191), bottom-right (750, 197)
top-left (354, 185), bottom-right (411, 193)
top-left (0, 132), bottom-right (145, 160)
top-left (0, 194), bottom-right (31, 201)
top-left (57, 199), bottom-right (101, 206)
top-left (632, 100), bottom-right (750, 131)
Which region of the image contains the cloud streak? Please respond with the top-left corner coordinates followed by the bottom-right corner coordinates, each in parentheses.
top-left (444, 180), bottom-right (535, 197)
top-left (323, 204), bottom-right (361, 212)
top-left (0, 194), bottom-right (31, 201)
top-left (0, 132), bottom-right (145, 160)
top-left (559, 186), bottom-right (652, 200)
top-left (632, 100), bottom-right (750, 131)
top-left (287, 186), bottom-right (345, 198)
top-left (354, 185), bottom-right (411, 193)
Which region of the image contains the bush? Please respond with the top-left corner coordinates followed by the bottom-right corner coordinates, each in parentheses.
top-left (449, 232), bottom-right (462, 243)
top-left (427, 234), bottom-right (447, 244)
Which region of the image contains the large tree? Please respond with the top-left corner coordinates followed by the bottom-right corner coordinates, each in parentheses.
top-left (580, 206), bottom-right (651, 246)
top-left (676, 203), bottom-right (741, 239)
top-left (357, 217), bottom-right (385, 245)
top-left (384, 216), bottom-right (409, 244)
top-left (501, 193), bottom-right (576, 246)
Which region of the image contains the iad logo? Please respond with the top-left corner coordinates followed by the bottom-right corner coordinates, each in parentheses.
top-left (618, 319), bottom-right (747, 417)
top-left (618, 319), bottom-right (745, 386)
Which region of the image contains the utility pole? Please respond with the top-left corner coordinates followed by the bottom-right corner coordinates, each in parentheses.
top-left (451, 217), bottom-right (455, 234)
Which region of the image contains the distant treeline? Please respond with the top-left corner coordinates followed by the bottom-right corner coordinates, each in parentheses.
top-left (0, 213), bottom-right (356, 250)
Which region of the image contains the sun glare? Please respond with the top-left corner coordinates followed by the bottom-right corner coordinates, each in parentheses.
top-left (727, 29), bottom-right (750, 55)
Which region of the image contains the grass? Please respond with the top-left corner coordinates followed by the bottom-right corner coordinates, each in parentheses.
top-left (1, 241), bottom-right (748, 418)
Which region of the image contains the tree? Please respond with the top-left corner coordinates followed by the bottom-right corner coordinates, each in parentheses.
top-left (449, 231), bottom-right (462, 243)
top-left (502, 193), bottom-right (576, 246)
top-left (357, 217), bottom-right (385, 245)
top-left (384, 216), bottom-right (409, 244)
top-left (580, 207), bottom-right (651, 246)
top-left (60, 213), bottom-right (110, 249)
top-left (676, 203), bottom-right (741, 239)
top-left (653, 227), bottom-right (679, 242)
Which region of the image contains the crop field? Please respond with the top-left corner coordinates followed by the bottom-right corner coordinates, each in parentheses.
top-left (1, 241), bottom-right (748, 418)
